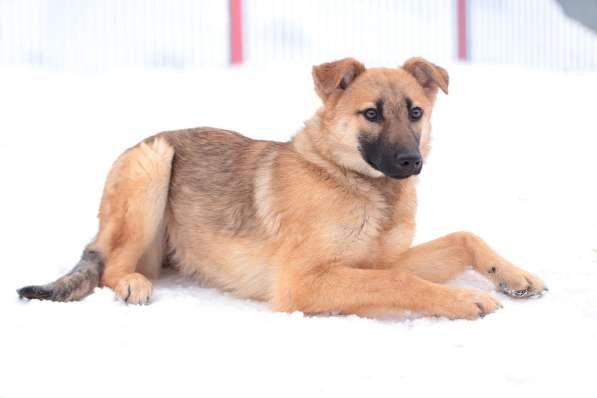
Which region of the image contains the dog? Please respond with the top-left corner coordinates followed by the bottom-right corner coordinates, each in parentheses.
top-left (17, 57), bottom-right (546, 319)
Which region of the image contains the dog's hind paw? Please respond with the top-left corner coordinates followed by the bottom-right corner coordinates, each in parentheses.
top-left (114, 273), bottom-right (153, 305)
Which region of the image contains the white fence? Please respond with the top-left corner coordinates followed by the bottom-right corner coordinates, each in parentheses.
top-left (0, 0), bottom-right (595, 71)
top-left (469, 0), bottom-right (597, 69)
top-left (0, 0), bottom-right (230, 70)
top-left (244, 0), bottom-right (454, 67)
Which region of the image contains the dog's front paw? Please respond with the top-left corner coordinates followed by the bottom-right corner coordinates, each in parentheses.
top-left (114, 273), bottom-right (152, 305)
top-left (433, 288), bottom-right (502, 320)
top-left (487, 264), bottom-right (547, 298)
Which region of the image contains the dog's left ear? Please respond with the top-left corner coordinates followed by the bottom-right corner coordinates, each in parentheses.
top-left (402, 57), bottom-right (449, 97)
top-left (312, 58), bottom-right (366, 102)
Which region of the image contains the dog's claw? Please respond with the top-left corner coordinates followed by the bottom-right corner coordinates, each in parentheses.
top-left (475, 302), bottom-right (486, 318)
top-left (124, 285), bottom-right (132, 303)
top-left (498, 281), bottom-right (548, 298)
top-left (498, 282), bottom-right (529, 298)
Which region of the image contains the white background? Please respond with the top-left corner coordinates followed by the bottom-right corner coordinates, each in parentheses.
top-left (1, 0), bottom-right (597, 397)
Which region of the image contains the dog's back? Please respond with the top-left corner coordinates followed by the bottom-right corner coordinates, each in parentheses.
top-left (164, 128), bottom-right (280, 236)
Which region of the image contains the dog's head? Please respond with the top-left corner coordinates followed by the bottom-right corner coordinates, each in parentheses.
top-left (311, 57), bottom-right (448, 179)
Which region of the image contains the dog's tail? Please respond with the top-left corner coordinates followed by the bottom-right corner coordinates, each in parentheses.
top-left (17, 248), bottom-right (104, 302)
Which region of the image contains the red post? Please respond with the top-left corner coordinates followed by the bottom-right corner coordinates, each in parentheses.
top-left (229, 0), bottom-right (243, 65)
top-left (457, 0), bottom-right (468, 61)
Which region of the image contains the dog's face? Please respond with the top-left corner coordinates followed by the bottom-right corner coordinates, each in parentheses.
top-left (312, 58), bottom-right (448, 179)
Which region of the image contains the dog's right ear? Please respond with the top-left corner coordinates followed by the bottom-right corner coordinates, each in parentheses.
top-left (402, 57), bottom-right (449, 97)
top-left (312, 58), bottom-right (366, 102)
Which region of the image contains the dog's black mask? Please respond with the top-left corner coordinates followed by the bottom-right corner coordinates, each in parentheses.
top-left (358, 133), bottom-right (422, 179)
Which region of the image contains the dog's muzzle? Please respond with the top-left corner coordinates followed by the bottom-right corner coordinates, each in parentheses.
top-left (358, 134), bottom-right (422, 179)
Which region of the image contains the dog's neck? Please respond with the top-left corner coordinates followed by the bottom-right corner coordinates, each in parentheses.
top-left (292, 121), bottom-right (336, 173)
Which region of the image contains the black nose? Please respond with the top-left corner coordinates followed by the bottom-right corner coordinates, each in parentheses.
top-left (395, 152), bottom-right (422, 175)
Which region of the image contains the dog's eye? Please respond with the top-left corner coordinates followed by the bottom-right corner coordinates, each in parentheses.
top-left (363, 108), bottom-right (379, 122)
top-left (409, 106), bottom-right (423, 121)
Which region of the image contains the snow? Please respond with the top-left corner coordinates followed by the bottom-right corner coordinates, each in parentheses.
top-left (1, 64), bottom-right (596, 397)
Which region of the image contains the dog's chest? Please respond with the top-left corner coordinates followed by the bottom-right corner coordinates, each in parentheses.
top-left (328, 185), bottom-right (394, 261)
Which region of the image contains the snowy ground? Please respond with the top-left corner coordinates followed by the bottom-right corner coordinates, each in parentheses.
top-left (1, 63), bottom-right (596, 397)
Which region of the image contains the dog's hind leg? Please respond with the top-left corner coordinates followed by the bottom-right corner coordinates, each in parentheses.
top-left (90, 137), bottom-right (174, 304)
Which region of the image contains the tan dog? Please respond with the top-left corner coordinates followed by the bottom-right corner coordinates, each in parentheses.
top-left (18, 57), bottom-right (546, 319)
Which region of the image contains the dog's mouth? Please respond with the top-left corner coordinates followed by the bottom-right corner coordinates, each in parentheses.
top-left (385, 167), bottom-right (422, 179)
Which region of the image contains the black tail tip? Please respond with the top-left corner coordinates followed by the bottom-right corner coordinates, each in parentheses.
top-left (17, 285), bottom-right (53, 301)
